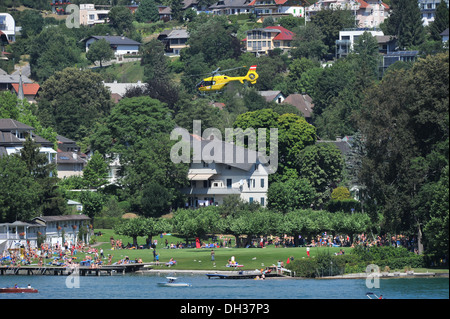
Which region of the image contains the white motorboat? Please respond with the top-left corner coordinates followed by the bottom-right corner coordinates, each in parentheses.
top-left (157, 277), bottom-right (192, 287)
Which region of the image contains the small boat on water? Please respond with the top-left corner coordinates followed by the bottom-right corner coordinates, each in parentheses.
top-left (157, 277), bottom-right (192, 287)
top-left (0, 287), bottom-right (38, 293)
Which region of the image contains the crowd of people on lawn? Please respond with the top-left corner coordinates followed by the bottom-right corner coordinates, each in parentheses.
top-left (1, 231), bottom-right (420, 270)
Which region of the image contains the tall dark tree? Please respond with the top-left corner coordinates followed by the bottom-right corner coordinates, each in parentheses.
top-left (357, 53), bottom-right (449, 252)
top-left (135, 0), bottom-right (159, 23)
top-left (382, 0), bottom-right (426, 49)
top-left (429, 0), bottom-right (449, 41)
top-left (310, 9), bottom-right (355, 55)
top-left (108, 6), bottom-right (134, 35)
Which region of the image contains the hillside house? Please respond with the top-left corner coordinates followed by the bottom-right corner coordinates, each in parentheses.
top-left (258, 90), bottom-right (285, 103)
top-left (249, 0), bottom-right (310, 20)
top-left (245, 25), bottom-right (295, 55)
top-left (83, 36), bottom-right (141, 56)
top-left (11, 83), bottom-right (41, 103)
top-left (0, 119), bottom-right (56, 165)
top-left (419, 0), bottom-right (449, 26)
top-left (0, 13), bottom-right (16, 42)
top-left (165, 29), bottom-right (189, 56)
top-left (210, 0), bottom-right (252, 15)
top-left (282, 93), bottom-right (314, 123)
top-left (180, 134), bottom-right (273, 207)
top-left (79, 4), bottom-right (110, 26)
top-left (306, 0), bottom-right (389, 28)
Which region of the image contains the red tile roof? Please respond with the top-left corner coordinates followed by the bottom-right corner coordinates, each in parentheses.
top-left (11, 83), bottom-right (41, 96)
top-left (248, 0), bottom-right (288, 6)
top-left (356, 0), bottom-right (389, 10)
top-left (266, 26), bottom-right (295, 41)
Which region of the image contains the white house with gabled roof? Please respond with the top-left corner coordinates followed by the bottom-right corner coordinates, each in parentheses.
top-left (178, 133), bottom-right (274, 207)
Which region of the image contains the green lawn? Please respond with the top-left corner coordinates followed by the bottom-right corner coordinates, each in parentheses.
top-left (89, 229), bottom-right (343, 271)
top-left (94, 61), bottom-right (144, 83)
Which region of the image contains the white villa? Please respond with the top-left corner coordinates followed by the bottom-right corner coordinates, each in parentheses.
top-left (179, 134), bottom-right (273, 207)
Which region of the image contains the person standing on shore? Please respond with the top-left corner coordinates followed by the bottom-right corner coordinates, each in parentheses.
top-left (211, 249), bottom-right (215, 261)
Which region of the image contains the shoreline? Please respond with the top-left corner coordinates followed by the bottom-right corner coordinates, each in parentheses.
top-left (137, 268), bottom-right (449, 279)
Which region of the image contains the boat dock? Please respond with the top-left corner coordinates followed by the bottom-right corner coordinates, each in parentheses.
top-left (0, 263), bottom-right (148, 276)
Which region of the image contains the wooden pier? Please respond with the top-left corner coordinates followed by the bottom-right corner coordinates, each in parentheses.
top-left (0, 263), bottom-right (149, 276)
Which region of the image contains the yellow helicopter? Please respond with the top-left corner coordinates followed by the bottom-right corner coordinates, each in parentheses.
top-left (196, 65), bottom-right (259, 93)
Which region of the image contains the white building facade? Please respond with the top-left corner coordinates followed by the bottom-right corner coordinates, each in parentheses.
top-left (180, 135), bottom-right (272, 207)
top-left (0, 13), bottom-right (15, 42)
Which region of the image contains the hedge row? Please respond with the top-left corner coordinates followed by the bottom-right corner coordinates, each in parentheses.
top-left (287, 247), bottom-right (425, 277)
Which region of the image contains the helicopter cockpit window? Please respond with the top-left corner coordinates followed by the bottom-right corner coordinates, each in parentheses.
top-left (203, 81), bottom-right (215, 86)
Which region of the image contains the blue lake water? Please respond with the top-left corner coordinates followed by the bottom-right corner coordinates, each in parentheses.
top-left (0, 273), bottom-right (448, 300)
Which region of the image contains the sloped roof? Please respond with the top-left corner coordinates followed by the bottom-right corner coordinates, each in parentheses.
top-left (11, 83), bottom-right (41, 96)
top-left (57, 151), bottom-right (87, 164)
top-left (166, 29), bottom-right (189, 39)
top-left (283, 94), bottom-right (314, 118)
top-left (248, 0), bottom-right (288, 5)
top-left (0, 131), bottom-right (22, 144)
top-left (258, 90), bottom-right (284, 102)
top-left (33, 214), bottom-right (91, 223)
top-left (180, 133), bottom-right (271, 172)
top-left (83, 36), bottom-right (141, 46)
top-left (0, 73), bottom-right (33, 84)
top-left (266, 26), bottom-right (295, 41)
top-left (0, 119), bottom-right (34, 131)
top-left (211, 0), bottom-right (252, 8)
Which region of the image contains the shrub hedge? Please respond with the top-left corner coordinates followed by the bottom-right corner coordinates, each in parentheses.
top-left (287, 246), bottom-right (425, 277)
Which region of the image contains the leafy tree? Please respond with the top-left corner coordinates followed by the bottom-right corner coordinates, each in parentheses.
top-left (170, 0), bottom-right (185, 22)
top-left (267, 178), bottom-right (316, 213)
top-left (86, 38), bottom-right (114, 67)
top-left (83, 150), bottom-right (109, 189)
top-left (226, 209), bottom-right (281, 247)
top-left (173, 207), bottom-right (222, 244)
top-left (294, 143), bottom-right (345, 207)
top-left (18, 136), bottom-right (54, 179)
top-left (352, 31), bottom-right (380, 84)
top-left (29, 27), bottom-right (83, 82)
top-left (310, 9), bottom-right (355, 55)
top-left (79, 191), bottom-right (106, 219)
top-left (0, 91), bottom-right (20, 119)
top-left (357, 53), bottom-right (449, 248)
top-left (139, 39), bottom-right (180, 107)
top-left (108, 6), bottom-right (134, 35)
top-left (291, 23), bottom-right (328, 60)
top-left (423, 166), bottom-right (449, 259)
top-left (114, 217), bottom-right (146, 247)
top-left (184, 15), bottom-right (241, 66)
top-left (234, 109), bottom-right (316, 177)
top-left (0, 156), bottom-right (40, 222)
top-left (135, 0), bottom-right (159, 23)
top-left (381, 0), bottom-right (425, 49)
top-left (142, 217), bottom-right (173, 246)
top-left (37, 67), bottom-right (113, 140)
top-left (331, 186), bottom-right (351, 201)
top-left (90, 96), bottom-right (175, 155)
top-left (90, 96), bottom-right (188, 215)
top-left (18, 9), bottom-right (44, 38)
top-left (284, 58), bottom-right (320, 94)
top-left (174, 98), bottom-right (227, 134)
